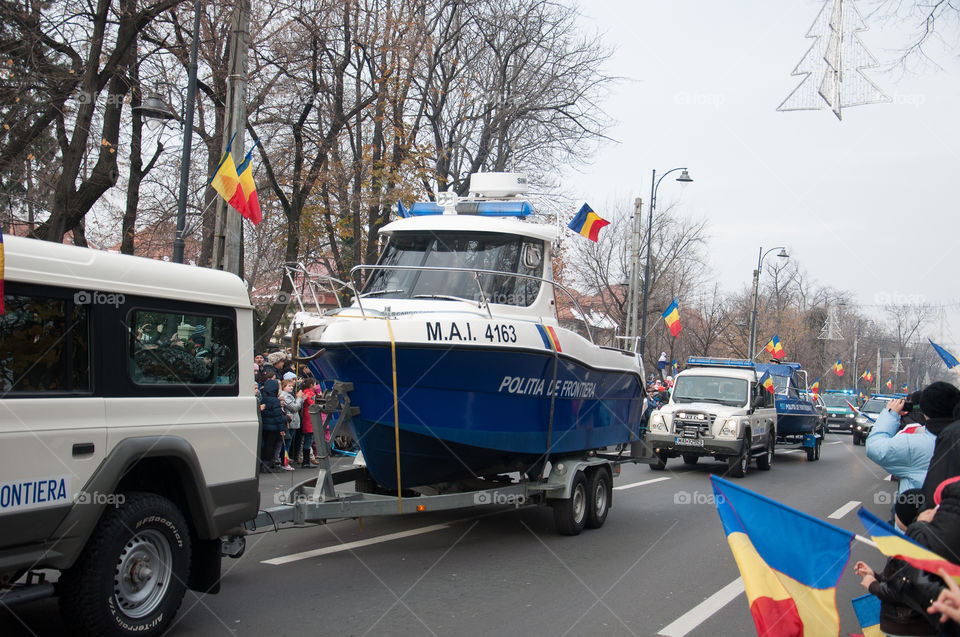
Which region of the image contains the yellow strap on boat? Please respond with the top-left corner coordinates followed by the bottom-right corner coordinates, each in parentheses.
top-left (386, 318), bottom-right (402, 513)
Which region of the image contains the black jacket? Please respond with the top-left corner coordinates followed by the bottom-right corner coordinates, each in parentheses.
top-left (259, 379), bottom-right (286, 432)
top-left (921, 417), bottom-right (960, 510)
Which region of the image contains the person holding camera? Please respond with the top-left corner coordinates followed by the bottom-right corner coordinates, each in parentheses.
top-left (920, 382), bottom-right (960, 512)
top-left (866, 392), bottom-right (935, 499)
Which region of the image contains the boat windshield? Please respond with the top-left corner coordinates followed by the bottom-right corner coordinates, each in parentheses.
top-left (672, 375), bottom-right (749, 407)
top-left (362, 231), bottom-right (544, 307)
top-left (861, 398), bottom-right (887, 413)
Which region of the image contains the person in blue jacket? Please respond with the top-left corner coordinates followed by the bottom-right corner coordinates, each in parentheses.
top-left (258, 370), bottom-right (287, 472)
top-left (866, 393), bottom-right (935, 496)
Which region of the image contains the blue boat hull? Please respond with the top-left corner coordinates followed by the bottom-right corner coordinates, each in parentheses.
top-left (304, 344), bottom-right (644, 489)
top-left (775, 398), bottom-right (820, 436)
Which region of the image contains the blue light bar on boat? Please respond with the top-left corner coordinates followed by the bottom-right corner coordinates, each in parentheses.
top-left (686, 357), bottom-right (755, 369)
top-left (406, 201), bottom-right (534, 217)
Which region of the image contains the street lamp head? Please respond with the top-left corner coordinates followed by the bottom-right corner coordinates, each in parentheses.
top-left (776, 248), bottom-right (789, 259)
top-left (676, 169), bottom-right (693, 183)
top-left (134, 93), bottom-right (177, 122)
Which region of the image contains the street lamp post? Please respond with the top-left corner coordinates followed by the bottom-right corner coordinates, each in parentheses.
top-left (747, 246), bottom-right (789, 360)
top-left (172, 0), bottom-right (202, 264)
top-left (638, 167), bottom-right (692, 359)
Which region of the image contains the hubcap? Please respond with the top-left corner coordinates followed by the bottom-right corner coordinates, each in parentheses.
top-left (572, 483), bottom-right (586, 524)
top-left (114, 529), bottom-right (173, 619)
top-left (594, 480), bottom-right (607, 515)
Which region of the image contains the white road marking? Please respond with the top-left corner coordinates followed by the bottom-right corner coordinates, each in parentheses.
top-left (262, 523), bottom-right (450, 565)
top-left (658, 577), bottom-right (745, 637)
top-left (828, 500), bottom-right (861, 519)
top-left (826, 440), bottom-right (843, 445)
top-left (613, 476), bottom-right (671, 491)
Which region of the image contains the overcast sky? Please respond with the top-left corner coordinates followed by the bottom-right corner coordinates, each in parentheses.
top-left (563, 0), bottom-right (960, 347)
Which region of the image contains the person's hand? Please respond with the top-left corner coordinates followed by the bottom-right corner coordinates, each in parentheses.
top-left (917, 507), bottom-right (938, 523)
top-left (854, 561), bottom-right (877, 589)
top-left (260, 404), bottom-right (265, 411)
top-left (887, 398), bottom-right (905, 414)
top-left (296, 390), bottom-right (304, 398)
top-left (928, 568), bottom-right (960, 623)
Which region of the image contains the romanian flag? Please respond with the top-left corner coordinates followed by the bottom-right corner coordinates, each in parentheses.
top-left (661, 298), bottom-right (682, 337)
top-left (900, 382), bottom-right (908, 392)
top-left (209, 134), bottom-right (248, 219)
top-left (885, 378), bottom-right (893, 390)
top-left (764, 335), bottom-right (786, 360)
top-left (851, 594), bottom-right (882, 637)
top-left (0, 225), bottom-right (4, 315)
top-left (810, 377), bottom-right (820, 396)
top-left (929, 339), bottom-right (959, 369)
top-left (759, 370), bottom-right (776, 395)
top-left (566, 203), bottom-right (609, 242)
top-left (235, 146), bottom-right (262, 225)
top-left (711, 476), bottom-right (853, 636)
top-left (860, 369), bottom-right (873, 383)
top-left (857, 507), bottom-right (960, 582)
top-left (833, 360), bottom-right (844, 377)
top-left (536, 324), bottom-right (562, 353)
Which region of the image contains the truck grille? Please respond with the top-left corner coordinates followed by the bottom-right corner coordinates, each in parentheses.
top-left (674, 411), bottom-right (715, 438)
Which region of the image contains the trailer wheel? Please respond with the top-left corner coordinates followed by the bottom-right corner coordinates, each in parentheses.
top-left (756, 434), bottom-right (774, 471)
top-left (553, 471), bottom-right (588, 536)
top-left (853, 433), bottom-right (862, 446)
top-left (585, 468), bottom-right (612, 529)
top-left (682, 454), bottom-right (699, 466)
top-left (59, 492), bottom-right (190, 637)
top-left (649, 451), bottom-right (669, 471)
top-left (808, 436), bottom-right (822, 461)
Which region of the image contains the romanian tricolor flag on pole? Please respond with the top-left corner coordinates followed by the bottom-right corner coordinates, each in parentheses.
top-left (759, 370), bottom-right (776, 394)
top-left (711, 476), bottom-right (853, 636)
top-left (661, 298), bottom-right (682, 337)
top-left (900, 382), bottom-right (909, 392)
top-left (885, 378), bottom-right (893, 390)
top-left (860, 369), bottom-right (873, 383)
top-left (566, 203), bottom-right (609, 242)
top-left (852, 594), bottom-right (882, 637)
top-left (235, 143), bottom-right (262, 225)
top-left (763, 335), bottom-right (786, 360)
top-left (810, 377), bottom-right (820, 396)
top-left (209, 133), bottom-right (248, 221)
top-left (857, 507), bottom-right (960, 582)
top-left (833, 359), bottom-right (844, 377)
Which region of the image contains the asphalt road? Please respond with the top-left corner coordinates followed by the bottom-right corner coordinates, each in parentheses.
top-left (2, 432), bottom-right (901, 637)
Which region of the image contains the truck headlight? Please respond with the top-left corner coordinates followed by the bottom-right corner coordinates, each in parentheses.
top-left (650, 412), bottom-right (668, 433)
top-left (719, 418), bottom-right (740, 438)
top-left (856, 415), bottom-right (867, 425)
top-left (846, 413), bottom-right (855, 419)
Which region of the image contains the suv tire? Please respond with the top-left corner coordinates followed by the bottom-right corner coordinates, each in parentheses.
top-left (756, 434), bottom-right (774, 471)
top-left (59, 492), bottom-right (191, 637)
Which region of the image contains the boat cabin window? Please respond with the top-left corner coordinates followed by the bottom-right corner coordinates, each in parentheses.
top-left (363, 232), bottom-right (543, 307)
top-left (671, 375), bottom-right (748, 407)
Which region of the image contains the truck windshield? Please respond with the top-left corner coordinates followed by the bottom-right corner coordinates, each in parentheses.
top-left (861, 398), bottom-right (886, 413)
top-left (361, 231), bottom-right (543, 307)
top-left (672, 375), bottom-right (748, 407)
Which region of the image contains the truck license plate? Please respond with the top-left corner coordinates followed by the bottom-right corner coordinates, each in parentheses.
top-left (675, 437), bottom-right (704, 447)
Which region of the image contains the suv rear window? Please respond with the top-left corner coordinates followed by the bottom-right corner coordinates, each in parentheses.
top-left (129, 310), bottom-right (238, 385)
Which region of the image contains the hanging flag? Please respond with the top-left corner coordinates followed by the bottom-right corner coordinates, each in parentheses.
top-left (900, 382), bottom-right (908, 392)
top-left (208, 133), bottom-right (248, 219)
top-left (833, 359), bottom-right (844, 377)
top-left (857, 508), bottom-right (960, 582)
top-left (661, 298), bottom-right (682, 337)
top-left (885, 378), bottom-right (893, 390)
top-left (810, 377), bottom-right (820, 396)
top-left (0, 225), bottom-right (4, 315)
top-left (671, 357), bottom-right (677, 375)
top-left (235, 145), bottom-right (262, 225)
top-left (711, 476), bottom-right (853, 636)
top-left (397, 200), bottom-right (410, 218)
top-left (851, 594), bottom-right (882, 637)
top-left (759, 370), bottom-right (776, 394)
top-left (860, 369), bottom-right (873, 383)
top-left (566, 203), bottom-right (609, 242)
top-left (929, 339), bottom-right (959, 370)
top-left (763, 335), bottom-right (786, 359)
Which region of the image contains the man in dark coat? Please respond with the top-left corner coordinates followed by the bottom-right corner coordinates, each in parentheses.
top-left (258, 371), bottom-right (286, 472)
top-left (919, 382), bottom-right (960, 510)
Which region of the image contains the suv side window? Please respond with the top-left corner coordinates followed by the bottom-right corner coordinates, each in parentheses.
top-left (0, 289), bottom-right (91, 393)
top-left (129, 310), bottom-right (238, 386)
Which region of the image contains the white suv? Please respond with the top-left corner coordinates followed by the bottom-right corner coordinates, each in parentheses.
top-left (0, 236), bottom-right (260, 636)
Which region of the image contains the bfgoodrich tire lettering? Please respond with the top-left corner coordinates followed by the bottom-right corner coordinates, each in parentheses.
top-left (59, 492), bottom-right (191, 637)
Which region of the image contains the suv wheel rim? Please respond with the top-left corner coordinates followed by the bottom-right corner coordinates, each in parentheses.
top-left (114, 529), bottom-right (173, 619)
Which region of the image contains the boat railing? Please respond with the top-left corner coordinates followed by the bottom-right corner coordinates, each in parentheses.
top-left (282, 262), bottom-right (355, 313)
top-left (349, 263), bottom-right (597, 345)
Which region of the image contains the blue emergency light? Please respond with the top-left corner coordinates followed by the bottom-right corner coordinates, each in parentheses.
top-left (405, 201), bottom-right (534, 217)
top-left (686, 357), bottom-right (755, 369)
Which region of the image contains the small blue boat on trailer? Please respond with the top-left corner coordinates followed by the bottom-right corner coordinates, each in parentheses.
top-left (287, 173), bottom-right (647, 490)
top-left (754, 361), bottom-right (821, 437)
